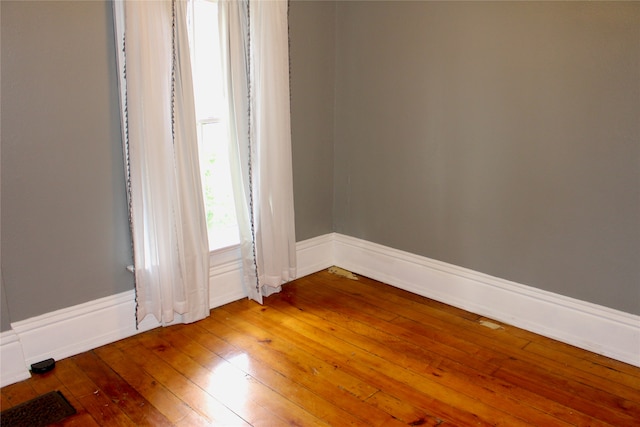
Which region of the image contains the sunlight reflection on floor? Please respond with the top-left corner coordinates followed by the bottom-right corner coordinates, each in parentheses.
top-left (207, 353), bottom-right (252, 412)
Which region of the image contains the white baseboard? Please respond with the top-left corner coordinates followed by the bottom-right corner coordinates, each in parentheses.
top-left (0, 330), bottom-right (30, 387)
top-left (208, 245), bottom-right (246, 308)
top-left (333, 233), bottom-right (640, 368)
top-left (296, 233), bottom-right (335, 278)
top-left (3, 232), bottom-right (637, 388)
top-left (10, 290), bottom-right (157, 371)
top-left (0, 235), bottom-right (334, 386)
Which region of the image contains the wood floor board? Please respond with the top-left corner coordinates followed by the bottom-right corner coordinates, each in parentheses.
top-left (176, 321), bottom-right (402, 427)
top-left (540, 337), bottom-right (640, 380)
top-left (0, 391), bottom-right (11, 411)
top-left (221, 299), bottom-right (515, 426)
top-left (393, 308), bottom-right (640, 411)
top-left (273, 290), bottom-right (609, 426)
top-left (135, 329), bottom-right (330, 427)
top-left (57, 411), bottom-right (102, 427)
top-left (364, 390), bottom-right (446, 427)
top-left (333, 272), bottom-right (483, 322)
top-left (276, 281), bottom-right (503, 375)
top-left (304, 275), bottom-right (530, 374)
top-left (92, 344), bottom-right (198, 424)
top-left (173, 409), bottom-right (217, 427)
top-left (2, 270), bottom-right (638, 426)
top-left (352, 279), bottom-right (640, 398)
top-left (206, 305), bottom-right (436, 426)
top-left (1, 379), bottom-right (38, 410)
top-left (113, 333), bottom-right (252, 426)
top-left (493, 361), bottom-right (639, 426)
top-left (25, 371), bottom-right (96, 427)
top-left (71, 351), bottom-right (174, 427)
top-left (261, 291), bottom-right (579, 427)
top-left (521, 341), bottom-right (640, 392)
top-left (156, 324), bottom-right (374, 427)
top-left (206, 308), bottom-right (380, 399)
top-left (25, 369), bottom-right (62, 395)
top-left (316, 273), bottom-right (533, 354)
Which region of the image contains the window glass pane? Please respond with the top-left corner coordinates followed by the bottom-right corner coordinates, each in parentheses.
top-left (192, 0), bottom-right (225, 121)
top-left (199, 122), bottom-right (239, 250)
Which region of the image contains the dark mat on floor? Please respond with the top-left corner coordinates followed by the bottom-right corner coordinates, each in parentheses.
top-left (0, 390), bottom-right (76, 427)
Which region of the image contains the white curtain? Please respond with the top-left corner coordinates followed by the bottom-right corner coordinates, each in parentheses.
top-left (113, 0), bottom-right (210, 325)
top-left (219, 0), bottom-right (296, 303)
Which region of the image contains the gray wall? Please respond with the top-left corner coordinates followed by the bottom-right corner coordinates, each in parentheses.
top-left (1, 1), bottom-right (133, 323)
top-left (290, 0), bottom-right (336, 240)
top-left (0, 280), bottom-right (10, 332)
top-left (0, 0), bottom-right (8, 333)
top-left (333, 1), bottom-right (640, 314)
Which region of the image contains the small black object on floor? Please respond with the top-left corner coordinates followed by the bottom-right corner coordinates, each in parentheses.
top-left (0, 390), bottom-right (76, 427)
top-left (30, 358), bottom-right (56, 374)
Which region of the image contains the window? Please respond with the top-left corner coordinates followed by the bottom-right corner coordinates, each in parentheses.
top-left (187, 0), bottom-right (239, 251)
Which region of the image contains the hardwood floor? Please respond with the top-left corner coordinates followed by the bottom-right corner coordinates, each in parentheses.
top-left (2, 270), bottom-right (639, 426)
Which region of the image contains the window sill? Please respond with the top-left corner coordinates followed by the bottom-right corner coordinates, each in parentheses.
top-left (208, 243), bottom-right (241, 267)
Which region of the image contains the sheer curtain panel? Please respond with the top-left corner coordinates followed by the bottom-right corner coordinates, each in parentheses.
top-left (219, 0), bottom-right (297, 303)
top-left (113, 0), bottom-right (210, 326)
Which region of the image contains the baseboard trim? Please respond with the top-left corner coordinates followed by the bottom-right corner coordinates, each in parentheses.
top-left (296, 233), bottom-right (335, 278)
top-left (0, 330), bottom-right (30, 387)
top-left (10, 290), bottom-right (157, 370)
top-left (3, 232), bottom-right (637, 387)
top-left (208, 245), bottom-right (246, 308)
top-left (333, 233), bottom-right (640, 368)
